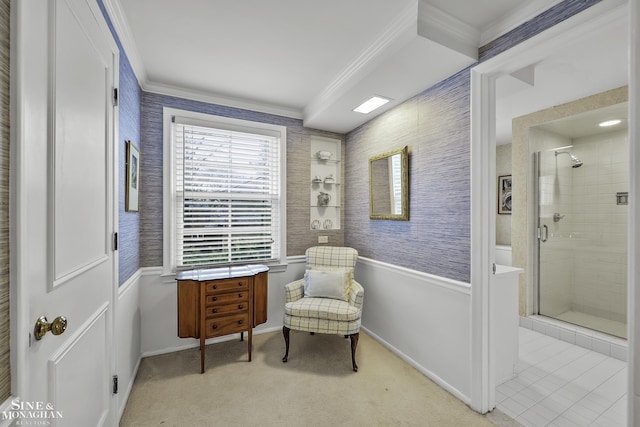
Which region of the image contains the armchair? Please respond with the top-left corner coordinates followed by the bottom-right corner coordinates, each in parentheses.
top-left (282, 246), bottom-right (364, 371)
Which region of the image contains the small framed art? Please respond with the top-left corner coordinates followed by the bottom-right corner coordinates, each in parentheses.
top-left (498, 175), bottom-right (512, 215)
top-left (126, 141), bottom-right (140, 212)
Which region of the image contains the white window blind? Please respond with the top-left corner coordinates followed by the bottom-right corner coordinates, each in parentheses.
top-left (173, 119), bottom-right (281, 268)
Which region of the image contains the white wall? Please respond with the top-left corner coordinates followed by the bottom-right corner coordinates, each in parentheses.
top-left (356, 257), bottom-right (472, 402)
top-left (115, 272), bottom-right (142, 420)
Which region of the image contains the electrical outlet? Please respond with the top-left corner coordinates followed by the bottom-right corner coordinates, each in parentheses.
top-left (318, 236), bottom-right (329, 244)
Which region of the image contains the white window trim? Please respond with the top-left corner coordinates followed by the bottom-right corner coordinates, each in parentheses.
top-left (163, 108), bottom-right (287, 275)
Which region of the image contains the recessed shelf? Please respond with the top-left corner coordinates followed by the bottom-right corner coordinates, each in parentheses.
top-left (310, 137), bottom-right (341, 230)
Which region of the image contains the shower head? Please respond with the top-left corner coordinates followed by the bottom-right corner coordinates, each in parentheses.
top-left (571, 157), bottom-right (583, 168)
top-left (555, 150), bottom-right (583, 168)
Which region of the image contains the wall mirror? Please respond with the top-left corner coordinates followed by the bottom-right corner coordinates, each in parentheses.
top-left (369, 145), bottom-right (409, 220)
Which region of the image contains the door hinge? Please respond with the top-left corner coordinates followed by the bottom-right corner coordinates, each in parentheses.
top-left (113, 88), bottom-right (118, 106)
top-left (112, 375), bottom-right (118, 394)
top-left (112, 232), bottom-right (118, 251)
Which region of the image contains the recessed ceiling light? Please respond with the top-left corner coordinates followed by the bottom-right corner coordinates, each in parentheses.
top-left (599, 119), bottom-right (622, 127)
top-left (353, 96), bottom-right (391, 114)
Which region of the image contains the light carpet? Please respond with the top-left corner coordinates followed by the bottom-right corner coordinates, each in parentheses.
top-left (120, 330), bottom-right (510, 426)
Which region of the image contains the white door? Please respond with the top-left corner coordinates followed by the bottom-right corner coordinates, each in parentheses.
top-left (14, 0), bottom-right (119, 425)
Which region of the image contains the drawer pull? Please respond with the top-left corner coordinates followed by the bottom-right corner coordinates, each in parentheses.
top-left (212, 297), bottom-right (217, 301)
top-left (238, 293), bottom-right (243, 298)
top-left (213, 285), bottom-right (217, 290)
top-left (238, 304), bottom-right (243, 309)
top-left (212, 325), bottom-right (217, 329)
top-left (238, 320), bottom-right (243, 325)
top-left (212, 309), bottom-right (217, 313)
top-left (238, 282), bottom-right (243, 286)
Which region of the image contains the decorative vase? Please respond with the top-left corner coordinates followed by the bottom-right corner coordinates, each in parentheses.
top-left (317, 192), bottom-right (331, 206)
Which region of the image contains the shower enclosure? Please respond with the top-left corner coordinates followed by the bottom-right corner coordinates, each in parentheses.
top-left (531, 105), bottom-right (628, 339)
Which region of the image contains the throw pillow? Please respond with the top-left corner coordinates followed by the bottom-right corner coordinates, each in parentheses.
top-left (303, 269), bottom-right (348, 301)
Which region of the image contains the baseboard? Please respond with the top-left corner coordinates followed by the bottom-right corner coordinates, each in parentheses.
top-left (361, 326), bottom-right (471, 406)
top-left (118, 355), bottom-right (141, 421)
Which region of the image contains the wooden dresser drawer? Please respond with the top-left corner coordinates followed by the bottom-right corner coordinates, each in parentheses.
top-left (205, 302), bottom-right (248, 317)
top-left (205, 291), bottom-right (248, 306)
top-left (205, 278), bottom-right (248, 293)
top-left (205, 314), bottom-right (249, 338)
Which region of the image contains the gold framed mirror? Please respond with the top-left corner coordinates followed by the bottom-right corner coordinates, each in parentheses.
top-left (369, 145), bottom-right (409, 220)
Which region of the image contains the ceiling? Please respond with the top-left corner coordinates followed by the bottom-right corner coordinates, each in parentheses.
top-left (104, 0), bottom-right (568, 133)
top-left (494, 6), bottom-right (628, 145)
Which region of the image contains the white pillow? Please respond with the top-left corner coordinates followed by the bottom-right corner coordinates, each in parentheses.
top-left (303, 269), bottom-right (348, 301)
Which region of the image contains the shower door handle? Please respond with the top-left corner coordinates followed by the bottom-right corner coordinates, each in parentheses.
top-left (539, 225), bottom-right (548, 242)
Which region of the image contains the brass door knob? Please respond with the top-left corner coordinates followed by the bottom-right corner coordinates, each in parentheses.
top-left (34, 316), bottom-right (68, 341)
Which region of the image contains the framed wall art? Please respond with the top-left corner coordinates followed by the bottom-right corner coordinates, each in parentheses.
top-left (498, 175), bottom-right (512, 215)
top-left (126, 140), bottom-right (140, 212)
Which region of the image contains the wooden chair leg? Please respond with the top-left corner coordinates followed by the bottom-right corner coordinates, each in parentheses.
top-left (350, 333), bottom-right (359, 372)
top-left (282, 326), bottom-right (290, 363)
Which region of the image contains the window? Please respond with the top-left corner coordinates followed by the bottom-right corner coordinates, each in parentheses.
top-left (164, 109), bottom-right (286, 273)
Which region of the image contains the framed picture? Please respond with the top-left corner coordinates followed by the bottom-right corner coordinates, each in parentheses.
top-left (125, 141), bottom-right (140, 212)
top-left (498, 175), bottom-right (512, 215)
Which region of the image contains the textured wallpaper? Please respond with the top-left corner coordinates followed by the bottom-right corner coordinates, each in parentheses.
top-left (139, 93), bottom-right (344, 267)
top-left (98, 0), bottom-right (142, 286)
top-left (345, 70), bottom-right (472, 282)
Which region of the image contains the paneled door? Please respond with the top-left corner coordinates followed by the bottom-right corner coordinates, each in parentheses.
top-left (15, 0), bottom-right (119, 425)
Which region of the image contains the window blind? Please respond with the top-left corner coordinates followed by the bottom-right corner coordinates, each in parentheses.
top-left (174, 120), bottom-right (281, 268)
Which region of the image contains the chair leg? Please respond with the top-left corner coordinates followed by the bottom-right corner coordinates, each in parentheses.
top-left (350, 333), bottom-right (359, 372)
top-left (282, 326), bottom-right (290, 363)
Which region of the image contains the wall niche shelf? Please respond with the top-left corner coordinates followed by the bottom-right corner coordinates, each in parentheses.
top-left (310, 136), bottom-right (341, 230)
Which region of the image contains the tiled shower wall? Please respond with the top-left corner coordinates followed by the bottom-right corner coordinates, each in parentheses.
top-left (531, 127), bottom-right (628, 323)
top-left (570, 129), bottom-right (628, 322)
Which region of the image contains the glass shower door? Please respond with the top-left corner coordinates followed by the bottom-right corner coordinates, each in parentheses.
top-left (533, 119), bottom-right (629, 339)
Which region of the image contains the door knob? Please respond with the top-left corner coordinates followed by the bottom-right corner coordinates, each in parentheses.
top-left (34, 316), bottom-right (68, 341)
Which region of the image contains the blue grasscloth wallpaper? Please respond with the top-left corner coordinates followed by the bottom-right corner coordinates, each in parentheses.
top-left (97, 1), bottom-right (141, 286)
top-left (100, 0), bottom-right (600, 285)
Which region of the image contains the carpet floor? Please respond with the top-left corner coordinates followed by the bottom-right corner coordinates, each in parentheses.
top-left (120, 330), bottom-right (504, 426)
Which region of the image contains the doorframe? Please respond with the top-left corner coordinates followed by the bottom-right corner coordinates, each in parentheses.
top-left (469, 0), bottom-right (633, 414)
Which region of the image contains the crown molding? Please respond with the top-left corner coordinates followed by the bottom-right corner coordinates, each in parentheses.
top-left (144, 81), bottom-right (304, 119)
top-left (303, 0), bottom-right (419, 121)
top-left (102, 0), bottom-right (302, 119)
top-left (417, 1), bottom-right (480, 59)
top-left (102, 0), bottom-right (148, 85)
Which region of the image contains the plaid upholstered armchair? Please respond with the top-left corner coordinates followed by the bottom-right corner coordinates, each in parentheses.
top-left (282, 246), bottom-right (364, 371)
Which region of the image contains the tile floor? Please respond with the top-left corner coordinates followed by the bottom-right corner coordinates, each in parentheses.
top-left (496, 327), bottom-right (627, 426)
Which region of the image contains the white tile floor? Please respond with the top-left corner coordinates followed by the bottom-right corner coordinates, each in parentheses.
top-left (496, 327), bottom-right (627, 427)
